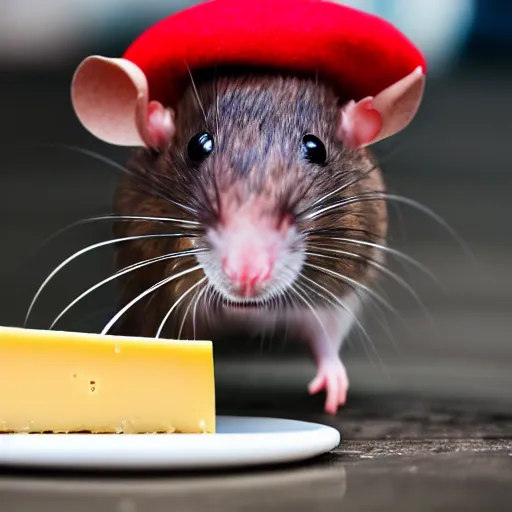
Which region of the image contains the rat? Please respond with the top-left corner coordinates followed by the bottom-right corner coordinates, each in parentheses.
top-left (67, 0), bottom-right (426, 414)
top-left (108, 69), bottom-right (390, 415)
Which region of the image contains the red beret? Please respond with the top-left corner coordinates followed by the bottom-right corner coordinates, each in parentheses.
top-left (71, 0), bottom-right (426, 148)
top-left (123, 0), bottom-right (426, 106)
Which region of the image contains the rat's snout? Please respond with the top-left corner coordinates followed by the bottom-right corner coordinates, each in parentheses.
top-left (204, 196), bottom-right (297, 301)
top-left (221, 242), bottom-right (275, 298)
top-left (218, 214), bottom-right (280, 298)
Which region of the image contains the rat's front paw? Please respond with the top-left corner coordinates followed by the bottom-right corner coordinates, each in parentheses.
top-left (308, 358), bottom-right (349, 415)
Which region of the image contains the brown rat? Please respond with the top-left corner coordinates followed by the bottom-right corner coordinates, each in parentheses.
top-left (109, 70), bottom-right (388, 414)
top-left (26, 0), bottom-right (425, 415)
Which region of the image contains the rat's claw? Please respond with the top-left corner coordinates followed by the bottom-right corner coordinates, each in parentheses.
top-left (308, 359), bottom-right (349, 415)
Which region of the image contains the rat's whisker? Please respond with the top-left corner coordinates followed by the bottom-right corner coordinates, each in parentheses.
top-left (308, 236), bottom-right (440, 287)
top-left (156, 276), bottom-right (207, 338)
top-left (267, 294), bottom-right (280, 346)
top-left (303, 226), bottom-right (380, 239)
top-left (303, 260), bottom-right (400, 319)
top-left (53, 214), bottom-right (200, 237)
top-left (360, 282), bottom-right (400, 354)
top-left (139, 257), bottom-right (191, 318)
top-left (101, 264), bottom-right (203, 335)
top-left (202, 286), bottom-right (215, 328)
top-left (40, 143), bottom-right (196, 214)
top-left (289, 282), bottom-right (330, 342)
top-left (280, 268), bottom-right (300, 309)
top-left (49, 248), bottom-right (206, 330)
top-left (38, 143), bottom-right (134, 177)
top-left (25, 232), bottom-right (198, 327)
top-left (306, 244), bottom-right (433, 324)
top-left (185, 61), bottom-right (209, 129)
top-left (214, 65), bottom-right (221, 137)
top-left (293, 273), bottom-right (339, 311)
top-left (356, 286), bottom-right (400, 358)
top-left (301, 163), bottom-right (378, 213)
top-left (278, 292), bottom-right (293, 351)
top-left (304, 257), bottom-right (417, 344)
top-left (279, 273), bottom-right (304, 350)
top-left (22, 214), bottom-right (202, 272)
top-left (191, 284), bottom-right (209, 341)
top-left (98, 214), bottom-right (200, 225)
top-left (176, 281), bottom-right (208, 340)
top-left (214, 288), bottom-right (223, 309)
top-left (295, 274), bottom-right (383, 366)
top-left (305, 191), bottom-right (475, 263)
top-left (177, 287), bottom-right (200, 340)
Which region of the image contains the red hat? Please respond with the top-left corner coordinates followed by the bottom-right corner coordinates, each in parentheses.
top-left (71, 0), bottom-right (426, 150)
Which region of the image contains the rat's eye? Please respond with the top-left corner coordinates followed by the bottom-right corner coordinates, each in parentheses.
top-left (301, 134), bottom-right (326, 165)
top-left (187, 132), bottom-right (214, 163)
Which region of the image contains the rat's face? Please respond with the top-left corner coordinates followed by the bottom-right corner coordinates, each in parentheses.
top-left (158, 73), bottom-right (387, 308)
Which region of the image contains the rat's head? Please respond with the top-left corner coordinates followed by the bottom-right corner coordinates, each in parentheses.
top-left (71, 58), bottom-right (424, 309)
top-left (167, 72), bottom-right (383, 306)
top-left (70, 0), bottom-right (426, 316)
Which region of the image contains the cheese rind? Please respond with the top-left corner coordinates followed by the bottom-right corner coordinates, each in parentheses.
top-left (0, 326), bottom-right (215, 434)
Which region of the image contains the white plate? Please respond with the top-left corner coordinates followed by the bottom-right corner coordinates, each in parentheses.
top-left (0, 416), bottom-right (340, 470)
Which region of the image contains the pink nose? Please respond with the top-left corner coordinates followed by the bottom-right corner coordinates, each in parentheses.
top-left (222, 253), bottom-right (273, 297)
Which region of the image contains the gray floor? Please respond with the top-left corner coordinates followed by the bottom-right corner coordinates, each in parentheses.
top-left (0, 61), bottom-right (511, 509)
top-left (1, 449), bottom-right (511, 512)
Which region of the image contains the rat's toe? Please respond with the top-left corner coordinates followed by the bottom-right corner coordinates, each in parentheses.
top-left (324, 375), bottom-right (340, 415)
top-left (308, 358), bottom-right (349, 414)
top-left (337, 373), bottom-right (349, 406)
top-left (308, 372), bottom-right (327, 395)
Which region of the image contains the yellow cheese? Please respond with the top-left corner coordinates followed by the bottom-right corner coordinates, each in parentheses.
top-left (0, 326), bottom-right (215, 434)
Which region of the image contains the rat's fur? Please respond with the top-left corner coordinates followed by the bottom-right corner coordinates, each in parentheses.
top-left (111, 71), bottom-right (387, 411)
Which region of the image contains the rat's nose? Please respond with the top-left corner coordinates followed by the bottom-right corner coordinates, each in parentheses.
top-left (222, 250), bottom-right (274, 297)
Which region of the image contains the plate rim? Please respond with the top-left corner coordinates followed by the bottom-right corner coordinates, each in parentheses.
top-left (0, 415), bottom-right (341, 470)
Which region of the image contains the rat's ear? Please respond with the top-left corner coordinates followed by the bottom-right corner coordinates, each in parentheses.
top-left (337, 66), bottom-right (425, 149)
top-left (71, 56), bottom-right (175, 149)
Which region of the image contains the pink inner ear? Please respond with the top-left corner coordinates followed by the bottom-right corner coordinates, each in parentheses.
top-left (338, 97), bottom-right (382, 149)
top-left (147, 101), bottom-right (176, 149)
top-left (71, 56), bottom-right (175, 148)
top-left (338, 66), bottom-right (426, 149)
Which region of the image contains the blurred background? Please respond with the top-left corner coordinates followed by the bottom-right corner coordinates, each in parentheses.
top-left (0, 0), bottom-right (511, 414)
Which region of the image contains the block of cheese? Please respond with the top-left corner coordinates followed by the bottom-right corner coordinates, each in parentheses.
top-left (0, 326), bottom-right (215, 434)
